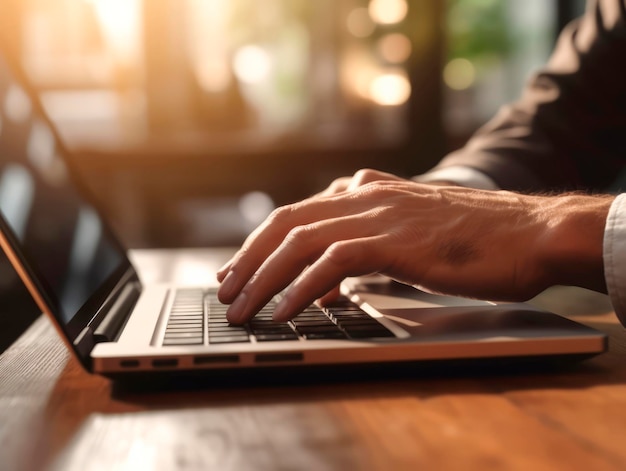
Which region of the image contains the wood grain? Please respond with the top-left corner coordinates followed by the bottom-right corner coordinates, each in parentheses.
top-left (2, 250), bottom-right (626, 471)
top-left (2, 311), bottom-right (625, 471)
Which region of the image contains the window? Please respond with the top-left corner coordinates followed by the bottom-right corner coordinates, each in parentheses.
top-left (10, 0), bottom-right (440, 163)
top-left (444, 0), bottom-right (557, 143)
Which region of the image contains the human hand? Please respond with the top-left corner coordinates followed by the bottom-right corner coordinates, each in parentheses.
top-left (308, 168), bottom-right (409, 304)
top-left (217, 179), bottom-right (612, 324)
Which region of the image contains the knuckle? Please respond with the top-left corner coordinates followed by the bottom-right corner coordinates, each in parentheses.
top-left (324, 240), bottom-right (357, 266)
top-left (330, 176), bottom-right (349, 189)
top-left (352, 168), bottom-right (378, 184)
top-left (267, 205), bottom-right (294, 225)
top-left (284, 224), bottom-right (317, 247)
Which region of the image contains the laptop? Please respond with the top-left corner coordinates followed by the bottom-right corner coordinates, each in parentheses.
top-left (0, 39), bottom-right (606, 378)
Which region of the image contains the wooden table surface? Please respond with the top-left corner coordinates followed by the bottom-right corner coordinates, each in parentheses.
top-left (2, 249), bottom-right (626, 471)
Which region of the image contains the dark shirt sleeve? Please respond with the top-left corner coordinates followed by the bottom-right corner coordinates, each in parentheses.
top-left (434, 0), bottom-right (626, 193)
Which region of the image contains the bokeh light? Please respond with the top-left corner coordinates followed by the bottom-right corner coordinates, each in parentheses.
top-left (369, 72), bottom-right (411, 106)
top-left (377, 33), bottom-right (412, 63)
top-left (443, 58), bottom-right (476, 90)
top-left (368, 0), bottom-right (409, 25)
top-left (239, 191), bottom-right (275, 226)
top-left (347, 7), bottom-right (376, 38)
top-left (233, 45), bottom-right (272, 85)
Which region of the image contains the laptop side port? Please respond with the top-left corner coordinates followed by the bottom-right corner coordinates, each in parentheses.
top-left (152, 358), bottom-right (178, 368)
top-left (194, 355), bottom-right (240, 365)
top-left (255, 353), bottom-right (304, 363)
top-left (120, 359), bottom-right (140, 368)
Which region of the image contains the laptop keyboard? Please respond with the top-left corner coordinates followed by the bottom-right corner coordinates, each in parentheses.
top-left (162, 288), bottom-right (395, 346)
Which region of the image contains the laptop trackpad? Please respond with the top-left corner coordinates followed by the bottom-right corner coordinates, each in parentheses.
top-left (343, 276), bottom-right (492, 310)
top-left (342, 277), bottom-right (585, 338)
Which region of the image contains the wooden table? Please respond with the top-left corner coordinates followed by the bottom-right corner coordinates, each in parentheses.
top-left (2, 249), bottom-right (626, 471)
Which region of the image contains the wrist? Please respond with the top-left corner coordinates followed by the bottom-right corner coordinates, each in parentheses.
top-left (538, 194), bottom-right (613, 293)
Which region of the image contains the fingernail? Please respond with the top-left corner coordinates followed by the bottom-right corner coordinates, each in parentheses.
top-left (272, 298), bottom-right (291, 322)
top-left (226, 292), bottom-right (248, 324)
top-left (216, 261), bottom-right (232, 281)
top-left (218, 270), bottom-right (237, 299)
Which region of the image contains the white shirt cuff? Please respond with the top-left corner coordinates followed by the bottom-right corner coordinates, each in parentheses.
top-left (412, 166), bottom-right (500, 190)
top-left (604, 193), bottom-right (626, 327)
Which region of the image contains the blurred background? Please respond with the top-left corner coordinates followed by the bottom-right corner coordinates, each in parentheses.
top-left (0, 0), bottom-right (586, 251)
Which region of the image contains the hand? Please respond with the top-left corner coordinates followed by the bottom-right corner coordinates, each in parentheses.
top-left (217, 178), bottom-right (612, 324)
top-left (308, 168), bottom-right (408, 303)
top-left (221, 168), bottom-right (409, 306)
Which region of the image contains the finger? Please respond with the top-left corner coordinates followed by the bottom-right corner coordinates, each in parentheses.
top-left (218, 194), bottom-right (374, 304)
top-left (317, 169), bottom-right (404, 198)
top-left (317, 286), bottom-right (341, 306)
top-left (216, 258), bottom-right (234, 282)
top-left (316, 176), bottom-right (351, 197)
top-left (272, 236), bottom-right (389, 322)
top-left (217, 206), bottom-right (312, 303)
top-left (224, 210), bottom-right (383, 324)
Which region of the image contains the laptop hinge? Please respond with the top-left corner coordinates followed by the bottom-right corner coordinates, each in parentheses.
top-left (92, 281), bottom-right (141, 343)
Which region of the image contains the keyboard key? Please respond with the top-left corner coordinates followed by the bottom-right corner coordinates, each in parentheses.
top-left (303, 331), bottom-right (347, 340)
top-left (292, 319), bottom-right (336, 328)
top-left (209, 335), bottom-right (251, 344)
top-left (163, 337), bottom-right (203, 346)
top-left (163, 287), bottom-right (395, 347)
top-left (209, 329), bottom-right (248, 337)
top-left (255, 333), bottom-right (299, 342)
top-left (344, 327), bottom-right (395, 339)
top-left (167, 320), bottom-right (202, 326)
top-left (165, 333), bottom-right (202, 339)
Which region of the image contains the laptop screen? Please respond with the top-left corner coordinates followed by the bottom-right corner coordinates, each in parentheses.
top-left (0, 53), bottom-right (126, 328)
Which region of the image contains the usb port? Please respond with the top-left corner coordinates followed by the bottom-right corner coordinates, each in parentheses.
top-left (194, 355), bottom-right (239, 365)
top-left (152, 358), bottom-right (178, 368)
top-left (255, 353), bottom-right (303, 363)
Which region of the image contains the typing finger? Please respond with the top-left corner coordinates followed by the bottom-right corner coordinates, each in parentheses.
top-left (272, 235), bottom-right (389, 322)
top-left (218, 194), bottom-right (371, 304)
top-left (225, 210), bottom-right (380, 324)
top-left (317, 286), bottom-right (342, 306)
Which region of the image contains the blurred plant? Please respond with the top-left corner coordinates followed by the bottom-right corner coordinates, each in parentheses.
top-left (446, 0), bottom-right (514, 61)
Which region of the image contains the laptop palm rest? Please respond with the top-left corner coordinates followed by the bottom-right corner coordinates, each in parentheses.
top-left (343, 277), bottom-right (602, 340)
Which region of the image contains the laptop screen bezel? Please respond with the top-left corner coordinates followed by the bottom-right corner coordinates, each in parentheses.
top-left (0, 34), bottom-right (139, 369)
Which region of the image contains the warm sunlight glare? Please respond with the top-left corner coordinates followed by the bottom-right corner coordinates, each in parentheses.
top-left (233, 45), bottom-right (272, 85)
top-left (86, 0), bottom-right (142, 65)
top-left (369, 72), bottom-right (411, 105)
top-left (368, 0), bottom-right (408, 25)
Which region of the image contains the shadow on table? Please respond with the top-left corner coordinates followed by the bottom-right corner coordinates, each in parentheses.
top-left (107, 350), bottom-right (621, 406)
